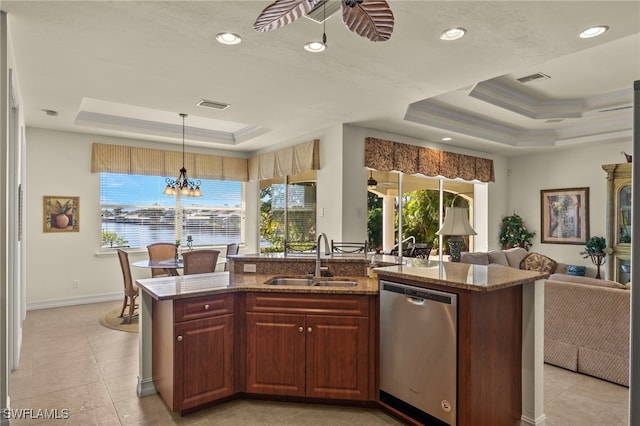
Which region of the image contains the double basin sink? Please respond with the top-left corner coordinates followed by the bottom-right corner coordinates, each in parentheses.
top-left (265, 276), bottom-right (358, 288)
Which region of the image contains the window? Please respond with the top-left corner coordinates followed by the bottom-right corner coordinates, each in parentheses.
top-left (366, 171), bottom-right (474, 254)
top-left (260, 171), bottom-right (317, 252)
top-left (100, 173), bottom-right (244, 249)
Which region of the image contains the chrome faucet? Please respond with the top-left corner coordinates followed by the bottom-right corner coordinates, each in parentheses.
top-left (315, 233), bottom-right (330, 278)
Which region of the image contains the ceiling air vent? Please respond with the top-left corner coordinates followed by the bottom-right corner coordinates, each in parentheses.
top-left (516, 72), bottom-right (550, 84)
top-left (197, 99), bottom-right (230, 110)
top-left (304, 0), bottom-right (341, 23)
top-left (545, 118), bottom-right (564, 124)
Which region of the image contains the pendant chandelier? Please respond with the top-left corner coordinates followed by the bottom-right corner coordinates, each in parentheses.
top-left (163, 113), bottom-right (203, 197)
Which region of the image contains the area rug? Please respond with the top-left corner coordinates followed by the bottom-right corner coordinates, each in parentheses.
top-left (99, 308), bottom-right (138, 333)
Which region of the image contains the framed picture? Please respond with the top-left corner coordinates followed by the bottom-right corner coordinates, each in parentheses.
top-left (540, 187), bottom-right (589, 244)
top-left (43, 196), bottom-right (80, 233)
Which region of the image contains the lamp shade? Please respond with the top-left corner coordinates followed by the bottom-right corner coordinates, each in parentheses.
top-left (437, 207), bottom-right (477, 236)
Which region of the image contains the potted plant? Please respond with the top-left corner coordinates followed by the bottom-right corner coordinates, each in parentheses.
top-left (51, 199), bottom-right (74, 229)
top-left (580, 236), bottom-right (610, 279)
top-left (499, 213), bottom-right (535, 250)
top-left (580, 236), bottom-right (608, 258)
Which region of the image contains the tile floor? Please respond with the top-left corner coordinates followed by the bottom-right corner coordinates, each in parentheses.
top-left (8, 301), bottom-right (629, 425)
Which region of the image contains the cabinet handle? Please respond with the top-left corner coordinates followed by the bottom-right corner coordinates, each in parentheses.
top-left (307, 327), bottom-right (313, 333)
top-left (204, 304), bottom-right (210, 310)
top-left (298, 326), bottom-right (304, 332)
top-left (177, 335), bottom-right (183, 342)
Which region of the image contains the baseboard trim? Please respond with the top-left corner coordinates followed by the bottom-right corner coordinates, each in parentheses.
top-left (521, 413), bottom-right (547, 425)
top-left (137, 376), bottom-right (157, 397)
top-left (27, 293), bottom-right (122, 311)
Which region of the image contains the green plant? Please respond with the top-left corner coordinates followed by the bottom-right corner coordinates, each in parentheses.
top-left (101, 230), bottom-right (128, 247)
top-left (580, 236), bottom-right (607, 258)
top-left (52, 199), bottom-right (74, 215)
top-left (499, 213), bottom-right (535, 250)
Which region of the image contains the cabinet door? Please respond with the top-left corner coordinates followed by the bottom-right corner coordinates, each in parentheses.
top-left (174, 313), bottom-right (234, 411)
top-left (305, 315), bottom-right (369, 400)
top-left (245, 312), bottom-right (306, 397)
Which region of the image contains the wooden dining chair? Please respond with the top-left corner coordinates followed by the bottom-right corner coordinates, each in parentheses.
top-left (183, 250), bottom-right (220, 275)
top-left (224, 243), bottom-right (239, 271)
top-left (116, 249), bottom-right (138, 324)
top-left (147, 242), bottom-right (178, 277)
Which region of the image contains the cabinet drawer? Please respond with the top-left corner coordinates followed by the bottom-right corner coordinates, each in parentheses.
top-left (174, 293), bottom-right (234, 322)
top-left (246, 293), bottom-right (369, 317)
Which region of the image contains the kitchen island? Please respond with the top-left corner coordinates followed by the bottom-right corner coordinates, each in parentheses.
top-left (135, 256), bottom-right (546, 425)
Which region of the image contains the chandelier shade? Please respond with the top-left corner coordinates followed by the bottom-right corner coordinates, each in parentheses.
top-left (163, 113), bottom-right (202, 197)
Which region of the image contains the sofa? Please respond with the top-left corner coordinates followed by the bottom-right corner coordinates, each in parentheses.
top-left (544, 273), bottom-right (630, 386)
top-left (460, 248), bottom-right (629, 387)
top-left (460, 247), bottom-right (567, 274)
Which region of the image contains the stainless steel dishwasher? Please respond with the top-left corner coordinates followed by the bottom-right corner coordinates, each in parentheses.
top-left (379, 280), bottom-right (457, 426)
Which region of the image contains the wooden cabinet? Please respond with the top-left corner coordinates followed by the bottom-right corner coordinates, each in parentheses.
top-left (603, 163), bottom-right (632, 283)
top-left (153, 293), bottom-right (235, 413)
top-left (245, 293), bottom-right (373, 401)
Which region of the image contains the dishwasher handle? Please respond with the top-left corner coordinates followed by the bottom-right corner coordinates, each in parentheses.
top-left (405, 296), bottom-right (425, 306)
top-left (381, 281), bottom-right (456, 306)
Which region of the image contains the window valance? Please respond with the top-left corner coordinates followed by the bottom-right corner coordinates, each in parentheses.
top-left (248, 139), bottom-right (320, 181)
top-left (364, 137), bottom-right (495, 183)
top-left (91, 143), bottom-right (249, 182)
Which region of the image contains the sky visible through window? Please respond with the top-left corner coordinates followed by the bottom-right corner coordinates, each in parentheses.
top-left (100, 173), bottom-right (242, 207)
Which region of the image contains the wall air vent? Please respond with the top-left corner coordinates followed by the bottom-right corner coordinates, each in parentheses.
top-left (197, 99), bottom-right (230, 110)
top-left (304, 0), bottom-right (341, 23)
top-left (516, 72), bottom-right (551, 84)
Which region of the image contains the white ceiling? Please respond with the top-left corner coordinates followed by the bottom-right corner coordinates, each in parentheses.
top-left (3, 1), bottom-right (639, 157)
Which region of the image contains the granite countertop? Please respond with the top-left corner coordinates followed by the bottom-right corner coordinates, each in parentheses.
top-left (136, 257), bottom-right (548, 301)
top-left (136, 271), bottom-right (378, 301)
top-left (375, 261), bottom-right (549, 292)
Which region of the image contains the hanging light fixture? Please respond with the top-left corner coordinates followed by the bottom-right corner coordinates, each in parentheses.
top-left (367, 170), bottom-right (378, 189)
top-left (304, 1), bottom-right (327, 53)
top-left (163, 113), bottom-right (203, 197)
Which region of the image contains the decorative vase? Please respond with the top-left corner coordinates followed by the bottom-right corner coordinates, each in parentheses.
top-left (54, 213), bottom-right (70, 229)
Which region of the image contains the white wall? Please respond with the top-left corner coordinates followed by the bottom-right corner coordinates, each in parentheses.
top-left (24, 127), bottom-right (249, 308)
top-left (507, 141), bottom-right (632, 276)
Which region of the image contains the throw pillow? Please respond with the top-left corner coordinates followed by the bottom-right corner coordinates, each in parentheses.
top-left (548, 273), bottom-right (629, 290)
top-left (519, 252), bottom-right (558, 274)
top-left (488, 251), bottom-right (509, 266)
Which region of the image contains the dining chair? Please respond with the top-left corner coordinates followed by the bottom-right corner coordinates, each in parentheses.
top-left (183, 250), bottom-right (220, 275)
top-left (116, 249), bottom-right (138, 324)
top-left (224, 243), bottom-right (239, 271)
top-left (147, 242), bottom-right (178, 277)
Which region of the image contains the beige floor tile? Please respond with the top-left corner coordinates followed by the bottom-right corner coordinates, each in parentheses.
top-left (9, 302), bottom-right (631, 426)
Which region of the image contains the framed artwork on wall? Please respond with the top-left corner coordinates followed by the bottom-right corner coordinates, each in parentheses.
top-left (43, 196), bottom-right (80, 233)
top-left (540, 187), bottom-right (589, 244)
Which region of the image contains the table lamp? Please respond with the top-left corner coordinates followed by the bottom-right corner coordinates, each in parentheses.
top-left (437, 207), bottom-right (477, 262)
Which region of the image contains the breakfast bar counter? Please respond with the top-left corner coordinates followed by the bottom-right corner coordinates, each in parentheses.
top-left (135, 258), bottom-right (546, 424)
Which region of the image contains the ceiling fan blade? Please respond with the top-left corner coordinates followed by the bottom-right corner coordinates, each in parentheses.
top-left (342, 0), bottom-right (394, 42)
top-left (254, 0), bottom-right (322, 33)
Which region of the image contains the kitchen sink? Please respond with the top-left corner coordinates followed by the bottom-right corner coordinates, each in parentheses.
top-left (264, 277), bottom-right (357, 287)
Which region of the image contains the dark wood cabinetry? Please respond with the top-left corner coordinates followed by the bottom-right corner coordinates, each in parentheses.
top-left (245, 293), bottom-right (373, 401)
top-left (153, 293), bottom-right (235, 413)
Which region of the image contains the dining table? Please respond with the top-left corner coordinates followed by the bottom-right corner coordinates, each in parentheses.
top-left (133, 256), bottom-right (227, 277)
top-left (133, 259), bottom-right (184, 276)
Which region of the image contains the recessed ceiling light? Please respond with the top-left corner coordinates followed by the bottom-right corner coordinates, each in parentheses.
top-left (579, 25), bottom-right (608, 39)
top-left (304, 41), bottom-right (326, 53)
top-left (442, 137), bottom-right (452, 141)
top-left (216, 32), bottom-right (242, 45)
top-left (440, 27), bottom-right (466, 41)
